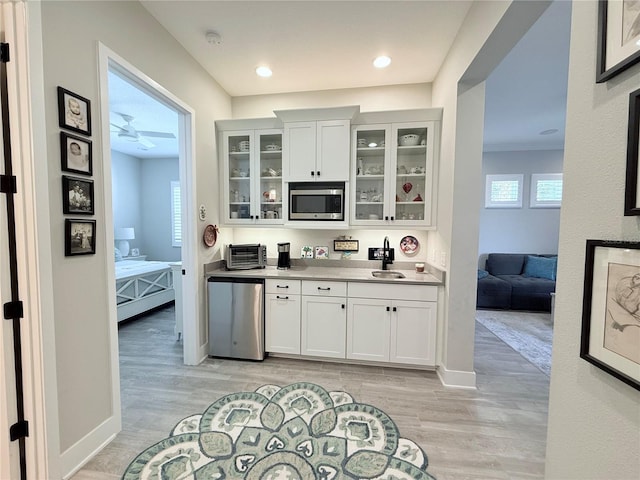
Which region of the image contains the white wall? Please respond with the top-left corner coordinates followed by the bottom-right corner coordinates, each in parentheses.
top-left (231, 83), bottom-right (432, 119)
top-left (39, 0), bottom-right (231, 473)
top-left (140, 157), bottom-right (180, 261)
top-left (111, 150), bottom-right (142, 253)
top-left (545, 2), bottom-right (640, 478)
top-left (479, 149), bottom-right (563, 257)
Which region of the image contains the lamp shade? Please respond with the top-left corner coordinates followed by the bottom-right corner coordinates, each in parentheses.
top-left (115, 227), bottom-right (135, 240)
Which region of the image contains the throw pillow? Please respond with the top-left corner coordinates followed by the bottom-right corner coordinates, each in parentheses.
top-left (114, 247), bottom-right (123, 262)
top-left (523, 255), bottom-right (557, 280)
top-left (478, 269), bottom-right (489, 280)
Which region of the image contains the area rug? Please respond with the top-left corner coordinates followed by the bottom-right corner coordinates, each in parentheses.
top-left (476, 309), bottom-right (553, 376)
top-left (122, 381), bottom-right (435, 480)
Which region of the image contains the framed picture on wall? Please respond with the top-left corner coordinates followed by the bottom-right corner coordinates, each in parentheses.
top-left (65, 219), bottom-right (96, 256)
top-left (60, 132), bottom-right (92, 176)
top-left (624, 88), bottom-right (640, 215)
top-left (57, 86), bottom-right (92, 136)
top-left (62, 175), bottom-right (94, 215)
top-left (581, 240), bottom-right (640, 391)
top-left (596, 0), bottom-right (640, 82)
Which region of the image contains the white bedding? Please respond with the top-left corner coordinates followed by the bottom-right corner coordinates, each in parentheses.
top-left (115, 260), bottom-right (172, 279)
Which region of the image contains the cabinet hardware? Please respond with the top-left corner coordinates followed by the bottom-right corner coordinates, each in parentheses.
top-left (317, 287), bottom-right (331, 291)
top-left (276, 295), bottom-right (289, 300)
top-left (386, 306), bottom-right (390, 311)
top-left (390, 216), bottom-right (394, 221)
top-left (311, 171), bottom-right (315, 176)
top-left (341, 304), bottom-right (345, 309)
top-left (276, 285), bottom-right (289, 289)
top-left (316, 171), bottom-right (321, 176)
top-left (385, 216), bottom-right (389, 221)
top-left (392, 307), bottom-right (397, 312)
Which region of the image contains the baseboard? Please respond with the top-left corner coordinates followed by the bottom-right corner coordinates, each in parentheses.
top-left (60, 415), bottom-right (119, 479)
top-left (436, 365), bottom-right (477, 389)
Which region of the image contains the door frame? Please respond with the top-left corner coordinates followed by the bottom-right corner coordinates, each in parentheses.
top-left (96, 46), bottom-right (200, 372)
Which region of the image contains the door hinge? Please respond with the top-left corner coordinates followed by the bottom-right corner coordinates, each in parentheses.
top-left (0, 175), bottom-right (17, 194)
top-left (9, 420), bottom-right (28, 441)
top-left (0, 43), bottom-right (9, 63)
top-left (4, 301), bottom-right (23, 320)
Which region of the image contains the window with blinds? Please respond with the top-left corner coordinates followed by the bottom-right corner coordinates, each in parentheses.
top-left (485, 174), bottom-right (523, 208)
top-left (530, 173), bottom-right (563, 208)
top-left (171, 181), bottom-right (181, 247)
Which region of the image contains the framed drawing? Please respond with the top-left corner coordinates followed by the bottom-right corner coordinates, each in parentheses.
top-left (60, 132), bottom-right (92, 176)
top-left (65, 219), bottom-right (96, 256)
top-left (581, 240), bottom-right (640, 390)
top-left (62, 175), bottom-right (94, 215)
top-left (596, 0), bottom-right (640, 82)
top-left (625, 88), bottom-right (640, 215)
top-left (57, 86), bottom-right (92, 136)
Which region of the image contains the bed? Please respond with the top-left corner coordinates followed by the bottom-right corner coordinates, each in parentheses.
top-left (115, 260), bottom-right (175, 322)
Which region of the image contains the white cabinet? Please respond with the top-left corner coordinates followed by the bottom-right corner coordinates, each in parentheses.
top-left (347, 283), bottom-right (437, 366)
top-left (301, 280), bottom-right (347, 358)
top-left (283, 120), bottom-right (351, 182)
top-left (351, 120), bottom-right (438, 227)
top-left (265, 279), bottom-right (301, 354)
top-left (221, 129), bottom-right (284, 225)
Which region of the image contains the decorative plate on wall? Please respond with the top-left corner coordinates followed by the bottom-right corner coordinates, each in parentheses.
top-left (203, 224), bottom-right (219, 247)
top-left (400, 235), bottom-right (419, 255)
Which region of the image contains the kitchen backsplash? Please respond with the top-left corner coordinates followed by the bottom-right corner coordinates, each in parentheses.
top-left (229, 228), bottom-right (430, 262)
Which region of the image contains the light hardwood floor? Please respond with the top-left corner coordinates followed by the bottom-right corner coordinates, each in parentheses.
top-left (72, 305), bottom-right (549, 480)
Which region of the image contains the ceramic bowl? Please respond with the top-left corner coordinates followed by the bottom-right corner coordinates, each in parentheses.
top-left (399, 134), bottom-right (420, 146)
top-left (265, 144), bottom-right (281, 151)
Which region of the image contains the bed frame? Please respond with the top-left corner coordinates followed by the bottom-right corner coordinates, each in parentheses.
top-left (116, 264), bottom-right (174, 322)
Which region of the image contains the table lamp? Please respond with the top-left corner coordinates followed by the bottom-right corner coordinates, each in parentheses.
top-left (115, 227), bottom-right (135, 257)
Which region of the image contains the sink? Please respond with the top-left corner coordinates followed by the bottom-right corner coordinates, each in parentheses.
top-left (371, 270), bottom-right (405, 279)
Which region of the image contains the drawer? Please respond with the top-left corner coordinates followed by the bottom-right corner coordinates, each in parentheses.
top-left (302, 280), bottom-right (347, 297)
top-left (266, 279), bottom-right (301, 295)
top-left (348, 282), bottom-right (437, 302)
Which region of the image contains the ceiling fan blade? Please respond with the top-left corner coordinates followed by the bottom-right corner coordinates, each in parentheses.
top-left (137, 137), bottom-right (156, 149)
top-left (137, 131), bottom-right (176, 139)
top-left (110, 122), bottom-right (126, 132)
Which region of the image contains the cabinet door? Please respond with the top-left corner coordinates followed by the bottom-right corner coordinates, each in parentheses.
top-left (301, 296), bottom-right (346, 358)
top-left (223, 131), bottom-right (254, 223)
top-left (389, 300), bottom-right (436, 366)
top-left (391, 122), bottom-right (434, 226)
top-left (351, 125), bottom-right (391, 224)
top-left (316, 120), bottom-right (350, 181)
top-left (283, 122), bottom-right (316, 181)
top-left (265, 293), bottom-right (301, 354)
top-left (346, 298), bottom-right (390, 362)
top-left (256, 129), bottom-right (284, 224)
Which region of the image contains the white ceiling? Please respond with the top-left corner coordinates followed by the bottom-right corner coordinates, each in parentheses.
top-left (108, 0), bottom-right (570, 159)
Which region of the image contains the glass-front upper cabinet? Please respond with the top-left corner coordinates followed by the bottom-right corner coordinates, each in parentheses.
top-left (223, 129), bottom-right (283, 225)
top-left (392, 122), bottom-right (433, 225)
top-left (351, 125), bottom-right (391, 223)
top-left (351, 121), bottom-right (435, 227)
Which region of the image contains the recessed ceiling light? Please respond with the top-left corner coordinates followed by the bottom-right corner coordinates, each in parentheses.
top-left (373, 56), bottom-right (391, 69)
top-left (256, 66), bottom-right (272, 78)
top-left (539, 129), bottom-right (558, 135)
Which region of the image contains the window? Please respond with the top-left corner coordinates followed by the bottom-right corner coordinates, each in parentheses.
top-left (530, 173), bottom-right (563, 208)
top-left (171, 181), bottom-right (181, 247)
top-left (485, 174), bottom-right (523, 208)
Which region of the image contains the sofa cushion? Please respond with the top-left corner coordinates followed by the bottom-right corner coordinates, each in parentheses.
top-left (477, 274), bottom-right (512, 309)
top-left (523, 255), bottom-right (557, 280)
top-left (486, 254), bottom-right (526, 276)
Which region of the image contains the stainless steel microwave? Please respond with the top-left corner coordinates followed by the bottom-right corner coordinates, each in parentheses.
top-left (289, 182), bottom-right (345, 221)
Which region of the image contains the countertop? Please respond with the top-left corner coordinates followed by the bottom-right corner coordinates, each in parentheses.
top-left (204, 261), bottom-right (444, 286)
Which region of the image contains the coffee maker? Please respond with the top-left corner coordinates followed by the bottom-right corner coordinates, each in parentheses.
top-left (277, 242), bottom-right (291, 270)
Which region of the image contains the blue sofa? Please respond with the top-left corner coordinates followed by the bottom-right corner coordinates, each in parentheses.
top-left (477, 253), bottom-right (557, 312)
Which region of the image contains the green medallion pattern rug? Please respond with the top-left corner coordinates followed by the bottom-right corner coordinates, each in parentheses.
top-left (122, 381), bottom-right (435, 480)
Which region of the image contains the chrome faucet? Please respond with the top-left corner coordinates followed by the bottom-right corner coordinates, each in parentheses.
top-left (382, 236), bottom-right (393, 270)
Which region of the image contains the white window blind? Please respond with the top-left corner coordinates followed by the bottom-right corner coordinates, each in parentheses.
top-left (171, 181), bottom-right (181, 247)
top-left (485, 174), bottom-right (523, 208)
top-left (531, 173), bottom-right (563, 208)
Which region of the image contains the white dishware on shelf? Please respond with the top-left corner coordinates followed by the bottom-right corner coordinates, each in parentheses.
top-left (399, 134), bottom-right (420, 146)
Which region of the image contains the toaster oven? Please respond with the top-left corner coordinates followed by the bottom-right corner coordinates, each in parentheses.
top-left (226, 244), bottom-right (267, 270)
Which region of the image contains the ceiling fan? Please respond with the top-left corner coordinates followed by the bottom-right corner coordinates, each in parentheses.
top-left (110, 112), bottom-right (176, 149)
